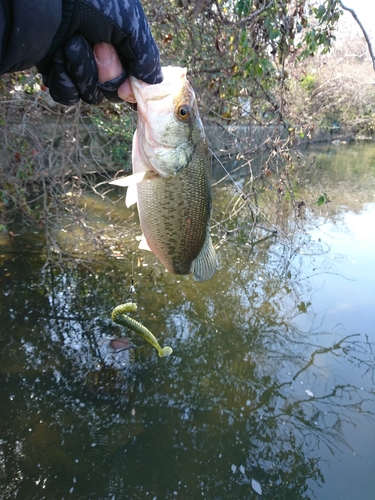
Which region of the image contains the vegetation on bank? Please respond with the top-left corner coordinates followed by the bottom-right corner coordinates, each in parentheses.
top-left (0, 0), bottom-right (374, 255)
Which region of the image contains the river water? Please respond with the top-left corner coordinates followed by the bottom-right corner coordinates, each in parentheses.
top-left (0, 143), bottom-right (374, 499)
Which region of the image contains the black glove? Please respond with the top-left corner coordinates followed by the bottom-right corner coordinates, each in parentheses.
top-left (37, 0), bottom-right (163, 105)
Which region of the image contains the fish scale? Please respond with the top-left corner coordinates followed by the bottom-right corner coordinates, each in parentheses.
top-left (137, 152), bottom-right (210, 275)
top-left (110, 66), bottom-right (217, 281)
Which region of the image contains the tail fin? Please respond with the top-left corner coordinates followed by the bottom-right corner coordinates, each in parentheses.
top-left (191, 229), bottom-right (217, 281)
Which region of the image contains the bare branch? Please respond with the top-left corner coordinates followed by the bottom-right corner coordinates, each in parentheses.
top-left (339, 0), bottom-right (375, 70)
top-left (236, 0), bottom-right (275, 28)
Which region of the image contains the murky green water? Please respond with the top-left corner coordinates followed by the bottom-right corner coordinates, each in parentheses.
top-left (1, 143), bottom-right (374, 499)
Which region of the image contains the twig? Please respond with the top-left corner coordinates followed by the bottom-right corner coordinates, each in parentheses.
top-left (216, 222), bottom-right (277, 237)
top-left (339, 0), bottom-right (375, 71)
top-left (256, 224), bottom-right (278, 234)
top-left (236, 0), bottom-right (275, 28)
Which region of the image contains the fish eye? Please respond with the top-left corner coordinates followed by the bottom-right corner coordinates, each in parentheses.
top-left (177, 104), bottom-right (191, 122)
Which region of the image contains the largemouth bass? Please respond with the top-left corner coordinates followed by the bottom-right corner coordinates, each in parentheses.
top-left (110, 66), bottom-right (217, 281)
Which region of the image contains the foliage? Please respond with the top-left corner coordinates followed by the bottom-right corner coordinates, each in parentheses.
top-left (0, 72), bottom-right (137, 260)
top-left (300, 72), bottom-right (317, 93)
top-left (315, 192), bottom-right (329, 206)
top-left (1, 0), bottom-right (374, 259)
top-left (144, 0), bottom-right (344, 123)
top-left (287, 34), bottom-right (375, 135)
top-left (90, 106), bottom-right (134, 165)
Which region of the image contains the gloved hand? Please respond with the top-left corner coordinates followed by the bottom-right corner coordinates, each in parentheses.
top-left (37, 0), bottom-right (162, 105)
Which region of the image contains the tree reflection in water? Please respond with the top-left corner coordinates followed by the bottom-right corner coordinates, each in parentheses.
top-left (0, 228), bottom-right (374, 499)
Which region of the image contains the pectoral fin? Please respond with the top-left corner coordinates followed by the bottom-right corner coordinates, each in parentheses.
top-left (125, 183), bottom-right (138, 208)
top-left (109, 171), bottom-right (146, 187)
top-left (109, 171), bottom-right (146, 208)
top-left (138, 234), bottom-right (151, 251)
top-left (191, 229), bottom-right (217, 281)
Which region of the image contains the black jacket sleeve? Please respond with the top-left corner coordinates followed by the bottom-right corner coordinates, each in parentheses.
top-left (0, 0), bottom-right (71, 74)
top-left (0, 0), bottom-right (163, 105)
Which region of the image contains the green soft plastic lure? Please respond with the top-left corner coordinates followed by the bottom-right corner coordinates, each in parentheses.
top-left (111, 303), bottom-right (173, 358)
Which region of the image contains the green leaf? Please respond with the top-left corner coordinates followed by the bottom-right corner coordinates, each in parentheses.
top-left (269, 29), bottom-right (281, 41)
top-left (316, 193), bottom-right (329, 206)
top-left (317, 5), bottom-right (326, 19)
top-left (297, 301), bottom-right (311, 313)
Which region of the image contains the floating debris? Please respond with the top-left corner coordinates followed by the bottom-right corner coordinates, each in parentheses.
top-left (251, 478), bottom-right (262, 495)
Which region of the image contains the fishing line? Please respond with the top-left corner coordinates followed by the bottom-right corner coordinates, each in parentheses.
top-left (209, 147), bottom-right (280, 236)
top-left (209, 147), bottom-right (246, 197)
top-left (209, 148), bottom-right (335, 263)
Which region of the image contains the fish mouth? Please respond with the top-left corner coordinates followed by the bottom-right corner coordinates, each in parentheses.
top-left (130, 66), bottom-right (189, 107)
top-left (130, 66), bottom-right (195, 178)
top-left (129, 79), bottom-right (173, 104)
top-left (130, 66), bottom-right (187, 90)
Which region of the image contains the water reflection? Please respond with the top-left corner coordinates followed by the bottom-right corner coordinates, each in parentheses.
top-left (1, 223), bottom-right (374, 499)
top-left (1, 142), bottom-right (375, 499)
